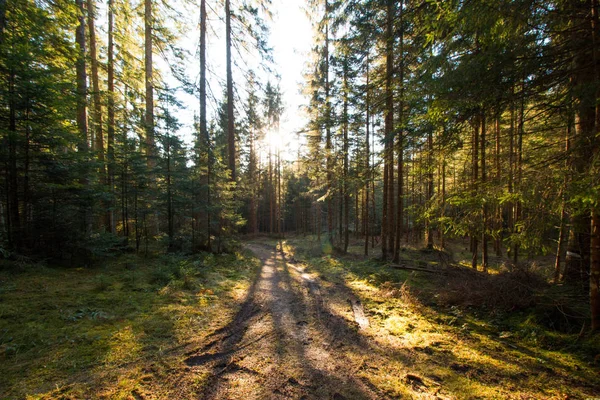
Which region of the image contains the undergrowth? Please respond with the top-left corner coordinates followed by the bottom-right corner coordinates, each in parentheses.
top-left (0, 249), bottom-right (260, 399)
top-left (282, 235), bottom-right (600, 399)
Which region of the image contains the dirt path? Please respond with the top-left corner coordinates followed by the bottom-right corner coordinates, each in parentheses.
top-left (183, 242), bottom-right (393, 400)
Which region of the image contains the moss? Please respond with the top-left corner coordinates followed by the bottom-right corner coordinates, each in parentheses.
top-left (0, 250), bottom-right (260, 399)
top-left (283, 235), bottom-right (600, 399)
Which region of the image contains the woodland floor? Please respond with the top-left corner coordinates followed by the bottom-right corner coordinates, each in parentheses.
top-left (1, 237), bottom-right (599, 399)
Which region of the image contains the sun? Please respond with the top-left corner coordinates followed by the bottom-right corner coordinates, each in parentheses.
top-left (264, 129), bottom-right (285, 153)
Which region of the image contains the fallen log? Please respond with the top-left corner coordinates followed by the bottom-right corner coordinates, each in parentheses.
top-left (388, 264), bottom-right (440, 274)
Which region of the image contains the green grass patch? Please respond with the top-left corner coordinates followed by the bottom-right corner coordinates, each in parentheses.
top-left (0, 249), bottom-right (261, 399)
top-left (282, 234), bottom-right (600, 399)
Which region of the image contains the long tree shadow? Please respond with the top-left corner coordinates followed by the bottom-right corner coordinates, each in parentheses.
top-left (264, 245), bottom-right (388, 399)
top-left (185, 243), bottom-right (390, 399)
top-left (184, 239), bottom-right (600, 399)
top-left (285, 237), bottom-right (600, 398)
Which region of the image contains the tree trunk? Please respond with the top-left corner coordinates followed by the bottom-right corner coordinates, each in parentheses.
top-left (343, 60), bottom-right (349, 253)
top-left (324, 0), bottom-right (333, 246)
top-left (394, 0), bottom-right (404, 262)
top-left (144, 0), bottom-right (155, 168)
top-left (225, 0), bottom-right (235, 181)
top-left (481, 112), bottom-right (488, 272)
top-left (425, 127), bottom-right (434, 249)
top-left (8, 71), bottom-right (19, 249)
top-left (513, 81), bottom-right (525, 264)
top-left (107, 0), bottom-right (116, 234)
top-left (364, 55), bottom-right (370, 256)
top-left (471, 115), bottom-right (479, 269)
top-left (87, 0), bottom-right (103, 157)
top-left (200, 0), bottom-right (211, 250)
top-left (555, 124), bottom-right (571, 283)
top-left (382, 0), bottom-right (394, 260)
top-left (87, 0), bottom-right (107, 231)
top-left (76, 0), bottom-right (90, 236)
top-left (494, 114), bottom-right (501, 256)
top-left (441, 155), bottom-right (446, 249)
top-left (269, 150), bottom-right (274, 234)
top-left (589, 0), bottom-right (599, 332)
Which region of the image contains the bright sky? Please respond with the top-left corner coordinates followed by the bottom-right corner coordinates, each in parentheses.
top-left (171, 0), bottom-right (312, 162)
top-left (96, 0), bottom-right (312, 161)
top-left (268, 0), bottom-right (312, 158)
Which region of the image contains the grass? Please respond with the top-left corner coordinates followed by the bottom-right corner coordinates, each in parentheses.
top-left (282, 234), bottom-right (600, 399)
top-left (0, 249), bottom-right (261, 399)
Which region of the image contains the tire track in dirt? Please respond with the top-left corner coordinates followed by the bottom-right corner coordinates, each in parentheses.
top-left (184, 242), bottom-right (390, 399)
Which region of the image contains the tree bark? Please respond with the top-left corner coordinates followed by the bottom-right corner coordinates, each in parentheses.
top-left (107, 0), bottom-right (116, 233)
top-left (555, 123), bottom-right (571, 283)
top-left (87, 0), bottom-right (107, 231)
top-left (481, 112), bottom-right (488, 272)
top-left (324, 0), bottom-right (333, 246)
top-left (393, 0), bottom-right (404, 262)
top-left (76, 0), bottom-right (90, 236)
top-left (494, 114), bottom-right (501, 256)
top-left (343, 59), bottom-right (350, 253)
top-left (144, 0), bottom-right (155, 168)
top-left (425, 127), bottom-right (434, 249)
top-left (364, 55), bottom-right (370, 256)
top-left (225, 0), bottom-right (235, 181)
top-left (200, 0), bottom-right (212, 249)
top-left (471, 115), bottom-right (479, 269)
top-left (589, 0), bottom-right (600, 332)
top-left (382, 0), bottom-right (394, 260)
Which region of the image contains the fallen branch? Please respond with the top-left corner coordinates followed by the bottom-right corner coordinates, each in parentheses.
top-left (388, 264), bottom-right (440, 274)
top-left (348, 298), bottom-right (370, 329)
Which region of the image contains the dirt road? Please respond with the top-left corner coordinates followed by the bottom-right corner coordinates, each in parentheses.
top-left (184, 242), bottom-right (396, 399)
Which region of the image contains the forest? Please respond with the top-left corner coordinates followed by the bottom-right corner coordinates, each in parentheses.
top-left (0, 0), bottom-right (599, 398)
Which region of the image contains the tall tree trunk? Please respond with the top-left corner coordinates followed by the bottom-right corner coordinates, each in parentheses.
top-left (441, 155), bottom-right (446, 249)
top-left (87, 0), bottom-right (103, 156)
top-left (277, 149), bottom-right (282, 237)
top-left (200, 0), bottom-right (212, 248)
top-left (249, 133), bottom-right (257, 234)
top-left (555, 123), bottom-right (571, 283)
top-left (166, 135), bottom-right (173, 249)
top-left (481, 111), bottom-right (488, 272)
top-left (76, 0), bottom-right (90, 236)
top-left (382, 0), bottom-right (394, 260)
top-left (471, 115), bottom-right (479, 269)
top-left (324, 0), bottom-right (333, 246)
top-left (425, 127), bottom-right (434, 249)
top-left (589, 0), bottom-right (600, 332)
top-left (343, 60), bottom-right (349, 253)
top-left (494, 114), bottom-right (502, 256)
top-left (225, 0), bottom-right (235, 181)
top-left (269, 150), bottom-right (273, 234)
top-left (107, 0), bottom-right (116, 234)
top-left (508, 88), bottom-right (515, 247)
top-left (513, 81), bottom-right (525, 264)
top-left (371, 116), bottom-right (376, 249)
top-left (364, 55), bottom-right (370, 256)
top-left (87, 0), bottom-right (107, 231)
top-left (393, 0), bottom-right (404, 262)
top-left (144, 0), bottom-right (155, 168)
top-left (7, 71), bottom-right (19, 249)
